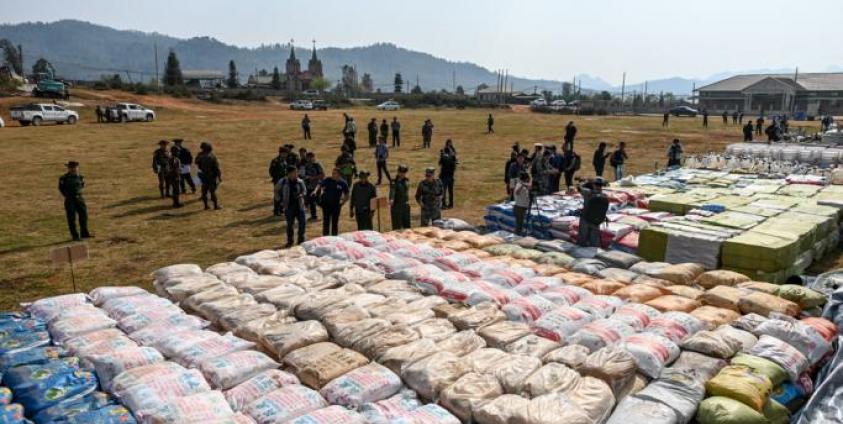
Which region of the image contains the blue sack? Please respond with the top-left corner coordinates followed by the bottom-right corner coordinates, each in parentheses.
top-left (0, 317), bottom-right (47, 336)
top-left (60, 405), bottom-right (136, 424)
top-left (0, 347), bottom-right (66, 372)
top-left (0, 332), bottom-right (50, 355)
top-left (0, 403), bottom-right (26, 424)
top-left (2, 358), bottom-right (80, 393)
top-left (15, 369), bottom-right (98, 414)
top-left (31, 391), bottom-right (113, 424)
top-left (0, 388), bottom-right (10, 406)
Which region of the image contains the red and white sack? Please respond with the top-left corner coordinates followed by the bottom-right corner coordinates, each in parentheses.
top-left (753, 319), bottom-right (832, 365)
top-left (102, 294), bottom-right (178, 320)
top-left (502, 295), bottom-right (558, 323)
top-left (245, 385), bottom-right (328, 424)
top-left (484, 267), bottom-right (537, 288)
top-left (172, 334), bottom-right (256, 368)
top-left (541, 285), bottom-right (593, 306)
top-left (513, 277), bottom-right (565, 296)
top-left (621, 333), bottom-right (679, 378)
top-left (88, 346), bottom-right (165, 390)
top-left (119, 309), bottom-right (207, 334)
top-left (611, 303), bottom-right (661, 331)
top-left (467, 281), bottom-right (522, 306)
top-left (747, 334), bottom-right (810, 382)
top-left (48, 310), bottom-right (118, 343)
top-left (645, 312), bottom-right (704, 343)
top-left (224, 369), bottom-right (300, 411)
top-left (117, 368), bottom-right (211, 417)
top-left (320, 362), bottom-right (402, 408)
top-left (359, 389), bottom-right (423, 424)
top-left (286, 405), bottom-right (367, 424)
top-left (25, 293), bottom-right (89, 322)
top-left (569, 319), bottom-right (636, 352)
top-left (110, 361), bottom-right (190, 393)
top-left (153, 329), bottom-right (220, 358)
top-left (434, 253), bottom-right (481, 272)
top-left (532, 307), bottom-right (595, 342)
top-left (139, 390), bottom-right (236, 424)
top-left (199, 350), bottom-right (279, 390)
top-left (574, 295), bottom-right (625, 318)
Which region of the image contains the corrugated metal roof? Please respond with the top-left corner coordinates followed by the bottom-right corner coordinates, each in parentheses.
top-left (697, 72), bottom-right (843, 92)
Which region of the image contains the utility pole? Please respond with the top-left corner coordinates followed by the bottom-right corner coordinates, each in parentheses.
top-left (620, 72), bottom-right (626, 113)
top-left (452, 69), bottom-right (456, 92)
top-left (691, 82), bottom-right (696, 105)
top-left (153, 41), bottom-right (160, 91)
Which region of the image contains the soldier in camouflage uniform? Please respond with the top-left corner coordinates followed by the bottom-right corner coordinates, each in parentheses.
top-left (415, 167), bottom-right (444, 226)
top-left (350, 170), bottom-right (377, 231)
top-left (152, 140), bottom-right (171, 197)
top-left (195, 142), bottom-right (222, 210)
top-left (162, 149), bottom-right (182, 208)
top-left (389, 165), bottom-right (411, 230)
top-left (58, 161), bottom-right (91, 241)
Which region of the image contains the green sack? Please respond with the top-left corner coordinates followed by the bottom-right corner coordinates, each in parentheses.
top-left (696, 396), bottom-right (768, 424)
top-left (775, 284), bottom-right (827, 309)
top-left (730, 353), bottom-right (788, 387)
top-left (762, 399), bottom-right (790, 424)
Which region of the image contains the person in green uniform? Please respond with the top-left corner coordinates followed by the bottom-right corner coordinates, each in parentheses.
top-left (58, 161), bottom-right (92, 241)
top-left (269, 146), bottom-right (289, 216)
top-left (195, 142), bottom-right (222, 210)
top-left (389, 165), bottom-right (411, 230)
top-left (350, 170), bottom-right (377, 231)
top-left (415, 167), bottom-right (444, 226)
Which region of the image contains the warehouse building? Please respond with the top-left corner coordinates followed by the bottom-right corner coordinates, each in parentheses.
top-left (695, 72), bottom-right (843, 116)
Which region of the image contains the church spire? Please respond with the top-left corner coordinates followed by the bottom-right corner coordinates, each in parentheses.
top-left (311, 39), bottom-right (317, 61)
top-left (288, 39), bottom-right (296, 60)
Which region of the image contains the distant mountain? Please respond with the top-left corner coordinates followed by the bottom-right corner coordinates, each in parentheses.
top-left (0, 20), bottom-right (566, 93)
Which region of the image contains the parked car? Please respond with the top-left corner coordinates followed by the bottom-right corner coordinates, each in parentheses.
top-left (311, 100), bottom-right (329, 111)
top-left (530, 98), bottom-right (548, 109)
top-left (669, 106), bottom-right (698, 117)
top-left (549, 99), bottom-right (567, 110)
top-left (376, 100), bottom-right (400, 111)
top-left (10, 103), bottom-right (79, 126)
top-left (104, 103), bottom-right (156, 122)
top-left (290, 100), bottom-right (313, 110)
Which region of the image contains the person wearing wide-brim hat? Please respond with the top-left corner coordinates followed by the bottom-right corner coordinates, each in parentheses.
top-left (59, 161), bottom-right (92, 241)
top-left (389, 165), bottom-right (411, 230)
top-left (152, 140), bottom-right (171, 198)
top-left (350, 170), bottom-right (377, 231)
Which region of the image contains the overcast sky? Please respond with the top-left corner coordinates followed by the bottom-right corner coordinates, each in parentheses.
top-left (3, 0), bottom-right (841, 85)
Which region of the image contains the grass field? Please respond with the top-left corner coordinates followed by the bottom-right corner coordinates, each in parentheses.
top-left (0, 90), bottom-right (831, 309)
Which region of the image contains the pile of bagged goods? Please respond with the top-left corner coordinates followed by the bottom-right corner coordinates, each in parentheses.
top-left (5, 227), bottom-right (843, 423)
top-left (486, 165), bottom-right (843, 284)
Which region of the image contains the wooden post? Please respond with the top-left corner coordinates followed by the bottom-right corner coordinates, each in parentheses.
top-left (50, 243), bottom-right (89, 293)
top-left (371, 197), bottom-right (389, 232)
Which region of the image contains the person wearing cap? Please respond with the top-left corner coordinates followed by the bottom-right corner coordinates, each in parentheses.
top-left (577, 177), bottom-right (609, 247)
top-left (171, 139), bottom-right (196, 195)
top-left (152, 140), bottom-right (171, 198)
top-left (350, 171), bottom-right (377, 230)
top-left (415, 167), bottom-right (444, 226)
top-left (375, 137), bottom-right (391, 185)
top-left (389, 165), bottom-right (411, 230)
top-left (195, 142), bottom-right (222, 210)
top-left (367, 118), bottom-right (378, 148)
top-left (303, 152), bottom-right (324, 221)
top-left (564, 121), bottom-right (578, 149)
top-left (529, 143), bottom-right (544, 185)
top-left (276, 165), bottom-right (308, 247)
top-left (314, 168), bottom-right (349, 236)
top-left (162, 148), bottom-right (183, 208)
top-left (59, 161), bottom-right (92, 241)
top-left (269, 146), bottom-right (290, 216)
top-left (335, 146), bottom-right (357, 185)
top-left (507, 151), bottom-right (528, 200)
top-left (421, 119), bottom-right (434, 149)
top-left (513, 171), bottom-right (532, 235)
top-left (438, 148), bottom-right (457, 209)
top-left (301, 114), bottom-right (311, 140)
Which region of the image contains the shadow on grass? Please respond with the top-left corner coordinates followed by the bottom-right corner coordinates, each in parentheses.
top-left (111, 198), bottom-right (200, 218)
top-left (103, 195), bottom-right (161, 209)
top-left (238, 202), bottom-right (271, 213)
top-left (224, 214), bottom-right (278, 228)
top-left (0, 239), bottom-right (70, 256)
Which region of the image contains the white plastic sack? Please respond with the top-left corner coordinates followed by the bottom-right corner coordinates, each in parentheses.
top-left (199, 350), bottom-right (279, 390)
top-left (319, 362), bottom-right (402, 407)
top-left (224, 369), bottom-right (300, 411)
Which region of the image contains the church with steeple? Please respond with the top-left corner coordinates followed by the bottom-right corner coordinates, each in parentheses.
top-left (283, 40), bottom-right (323, 92)
top-left (247, 40), bottom-right (324, 92)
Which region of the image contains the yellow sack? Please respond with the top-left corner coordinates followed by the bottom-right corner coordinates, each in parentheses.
top-left (705, 365), bottom-right (772, 411)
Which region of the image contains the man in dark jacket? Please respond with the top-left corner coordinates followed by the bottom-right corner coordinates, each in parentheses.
top-left (756, 116), bottom-right (765, 136)
top-left (391, 117), bottom-right (401, 147)
top-left (743, 121), bottom-right (754, 141)
top-left (303, 152), bottom-right (324, 221)
top-left (314, 168), bottom-right (349, 236)
top-left (592, 142), bottom-right (610, 178)
top-left (161, 149), bottom-right (182, 208)
top-left (667, 139), bottom-right (683, 168)
top-left (375, 138), bottom-right (391, 185)
top-left (564, 121), bottom-right (577, 148)
top-left (702, 109), bottom-right (709, 127)
top-left (275, 165), bottom-right (307, 247)
top-left (577, 177), bottom-right (609, 247)
top-left (350, 171), bottom-right (377, 230)
top-left (269, 146), bottom-right (290, 216)
top-left (152, 140), bottom-right (170, 198)
top-left (367, 118), bottom-right (378, 148)
top-left (662, 112), bottom-right (669, 127)
top-left (421, 119), bottom-right (434, 148)
top-left (59, 161), bottom-right (92, 241)
top-left (487, 114), bottom-right (495, 134)
top-left (610, 142), bottom-right (628, 181)
top-left (172, 139), bottom-right (196, 195)
top-left (379, 119), bottom-right (389, 143)
top-left (561, 143), bottom-right (580, 191)
top-left (195, 142), bottom-right (222, 210)
top-left (504, 151), bottom-right (518, 198)
top-left (302, 114), bottom-right (312, 140)
top-left (438, 149), bottom-right (457, 209)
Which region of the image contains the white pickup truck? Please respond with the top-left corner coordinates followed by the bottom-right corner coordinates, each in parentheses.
top-left (105, 103), bottom-right (156, 122)
top-left (10, 103), bottom-right (79, 126)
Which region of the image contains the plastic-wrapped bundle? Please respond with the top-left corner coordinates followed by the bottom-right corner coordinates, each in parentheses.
top-left (621, 333), bottom-right (680, 378)
top-left (110, 361), bottom-right (190, 393)
top-left (102, 294), bottom-right (177, 321)
top-left (411, 319), bottom-right (457, 342)
top-left (88, 346), bottom-right (164, 390)
top-left (172, 334), bottom-right (256, 369)
top-left (753, 319), bottom-right (831, 365)
top-left (332, 319), bottom-right (392, 348)
top-left (532, 306), bottom-right (594, 342)
top-left (705, 365), bottom-right (772, 411)
top-left (260, 320), bottom-right (329, 358)
top-left (151, 263), bottom-right (203, 282)
top-left (493, 354), bottom-right (543, 394)
top-left (245, 385), bottom-right (328, 424)
top-left (439, 372), bottom-right (503, 422)
top-left (198, 350), bottom-right (279, 390)
top-left (233, 312), bottom-right (297, 345)
top-left (477, 321), bottom-right (532, 349)
top-left (505, 334), bottom-right (560, 359)
top-left (352, 326), bottom-right (419, 360)
top-left (645, 312), bottom-right (705, 343)
top-left (541, 285), bottom-right (593, 306)
top-left (206, 262), bottom-right (254, 278)
top-left (511, 392), bottom-right (593, 424)
top-left (606, 396), bottom-right (679, 424)
top-left (223, 369), bottom-right (300, 411)
top-left (747, 335), bottom-right (810, 382)
top-left (484, 267), bottom-right (537, 288)
top-left (474, 394), bottom-right (530, 424)
top-left (611, 303), bottom-right (661, 331)
top-left (340, 230), bottom-right (392, 246)
top-left (437, 331), bottom-right (487, 357)
top-left (89, 286), bottom-right (148, 306)
top-left (513, 276), bottom-right (564, 295)
top-left (153, 329), bottom-right (219, 358)
top-left (48, 309), bottom-right (118, 344)
top-left (402, 352), bottom-right (468, 400)
top-left (434, 252), bottom-right (481, 272)
top-left (466, 281), bottom-right (522, 306)
top-left (74, 336), bottom-right (139, 365)
top-left (391, 403), bottom-right (461, 424)
top-left (574, 295), bottom-right (625, 318)
top-left (141, 390), bottom-right (236, 424)
top-left (287, 405), bottom-right (367, 424)
top-left (569, 319), bottom-right (636, 353)
top-left (502, 295), bottom-right (558, 323)
top-left (577, 346), bottom-right (638, 397)
top-left (320, 362), bottom-right (402, 408)
top-left (448, 303), bottom-right (506, 331)
top-left (117, 368), bottom-right (211, 416)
